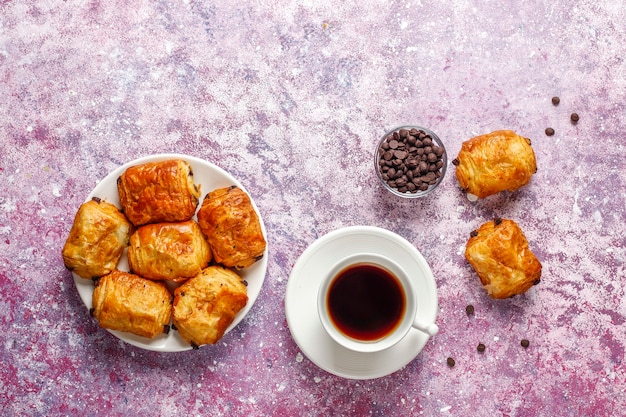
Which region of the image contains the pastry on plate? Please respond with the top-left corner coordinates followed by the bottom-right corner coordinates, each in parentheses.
top-left (197, 186), bottom-right (266, 269)
top-left (117, 159), bottom-right (201, 226)
top-left (127, 220), bottom-right (211, 282)
top-left (91, 270), bottom-right (172, 338)
top-left (454, 130), bottom-right (537, 199)
top-left (464, 218), bottom-right (542, 299)
top-left (172, 266), bottom-right (248, 347)
top-left (62, 197), bottom-right (132, 279)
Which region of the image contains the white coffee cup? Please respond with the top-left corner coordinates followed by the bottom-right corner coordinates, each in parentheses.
top-left (317, 253), bottom-right (439, 353)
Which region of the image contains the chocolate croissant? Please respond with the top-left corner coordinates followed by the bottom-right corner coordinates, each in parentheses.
top-left (91, 270), bottom-right (172, 338)
top-left (197, 186), bottom-right (266, 269)
top-left (62, 198), bottom-right (132, 279)
top-left (172, 266), bottom-right (248, 347)
top-left (454, 130), bottom-right (537, 199)
top-left (117, 159), bottom-right (201, 226)
top-left (127, 220), bottom-right (211, 282)
top-left (465, 218), bottom-right (542, 299)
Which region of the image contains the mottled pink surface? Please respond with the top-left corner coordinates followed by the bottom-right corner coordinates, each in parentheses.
top-left (1, 1), bottom-right (625, 416)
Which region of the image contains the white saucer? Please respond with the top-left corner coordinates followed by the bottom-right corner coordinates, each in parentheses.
top-left (285, 226), bottom-right (438, 379)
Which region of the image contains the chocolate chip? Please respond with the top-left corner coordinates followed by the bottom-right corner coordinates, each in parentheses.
top-left (477, 343), bottom-right (486, 353)
top-left (377, 128), bottom-right (445, 195)
top-left (494, 217), bottom-right (502, 226)
top-left (191, 342), bottom-right (200, 350)
top-left (447, 357), bottom-right (456, 367)
top-left (551, 96), bottom-right (560, 105)
top-left (470, 230), bottom-right (478, 237)
top-left (465, 304), bottom-right (475, 316)
top-left (533, 279), bottom-right (541, 285)
top-left (163, 325), bottom-right (170, 334)
top-left (521, 339), bottom-right (530, 348)
top-left (91, 196), bottom-right (102, 203)
top-left (89, 308), bottom-right (95, 317)
top-left (452, 158), bottom-right (459, 166)
top-left (545, 127), bottom-right (555, 136)
top-left (571, 113), bottom-right (579, 123)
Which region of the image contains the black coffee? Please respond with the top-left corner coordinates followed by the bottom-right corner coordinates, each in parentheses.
top-left (327, 263), bottom-right (405, 341)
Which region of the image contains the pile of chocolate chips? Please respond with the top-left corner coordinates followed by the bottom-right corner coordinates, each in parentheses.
top-left (377, 128), bottom-right (445, 194)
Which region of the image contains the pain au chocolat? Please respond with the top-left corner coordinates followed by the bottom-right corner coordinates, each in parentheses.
top-left (127, 220), bottom-right (211, 282)
top-left (117, 159), bottom-right (201, 226)
top-left (62, 198), bottom-right (132, 279)
top-left (197, 186), bottom-right (266, 269)
top-left (465, 218), bottom-right (542, 299)
top-left (91, 270), bottom-right (172, 339)
top-left (454, 130), bottom-right (537, 199)
top-left (172, 266), bottom-right (248, 347)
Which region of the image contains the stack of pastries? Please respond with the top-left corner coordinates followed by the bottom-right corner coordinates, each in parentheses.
top-left (62, 159), bottom-right (266, 348)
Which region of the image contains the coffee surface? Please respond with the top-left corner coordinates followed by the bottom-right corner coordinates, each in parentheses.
top-left (327, 264), bottom-right (405, 341)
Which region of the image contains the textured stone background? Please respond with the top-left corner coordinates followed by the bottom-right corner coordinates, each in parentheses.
top-left (1, 1), bottom-right (625, 416)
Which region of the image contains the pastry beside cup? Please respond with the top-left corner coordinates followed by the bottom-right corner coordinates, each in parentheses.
top-left (465, 218), bottom-right (542, 299)
top-left (172, 266), bottom-right (248, 347)
top-left (197, 186), bottom-right (266, 269)
top-left (454, 130), bottom-right (537, 199)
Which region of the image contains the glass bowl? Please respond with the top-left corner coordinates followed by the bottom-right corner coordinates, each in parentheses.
top-left (374, 125), bottom-right (447, 198)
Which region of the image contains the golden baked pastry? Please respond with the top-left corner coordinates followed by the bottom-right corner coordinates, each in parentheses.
top-left (127, 220), bottom-right (211, 282)
top-left (197, 186), bottom-right (266, 269)
top-left (62, 198), bottom-right (132, 279)
top-left (454, 130), bottom-right (537, 199)
top-left (465, 218), bottom-right (542, 299)
top-left (91, 270), bottom-right (172, 338)
top-left (172, 266), bottom-right (248, 347)
top-left (117, 159), bottom-right (201, 226)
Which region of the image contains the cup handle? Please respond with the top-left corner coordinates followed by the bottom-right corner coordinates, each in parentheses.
top-left (412, 319), bottom-right (439, 336)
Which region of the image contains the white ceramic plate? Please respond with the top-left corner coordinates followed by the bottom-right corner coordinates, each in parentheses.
top-left (73, 153), bottom-right (268, 352)
top-left (285, 226), bottom-right (438, 379)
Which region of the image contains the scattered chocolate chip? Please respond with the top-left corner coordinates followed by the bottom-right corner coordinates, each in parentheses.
top-left (242, 280), bottom-right (248, 287)
top-left (545, 127), bottom-right (555, 136)
top-left (191, 342), bottom-right (200, 350)
top-left (163, 325), bottom-right (170, 334)
top-left (551, 96), bottom-right (560, 105)
top-left (477, 343), bottom-right (486, 353)
top-left (465, 304), bottom-right (475, 316)
top-left (89, 308), bottom-right (95, 317)
top-left (521, 339), bottom-right (530, 348)
top-left (570, 113), bottom-right (579, 123)
top-left (494, 217), bottom-right (502, 226)
top-left (533, 279), bottom-right (541, 285)
top-left (171, 323), bottom-right (178, 331)
top-left (91, 196), bottom-right (102, 203)
top-left (447, 357), bottom-right (456, 367)
top-left (470, 230), bottom-right (478, 237)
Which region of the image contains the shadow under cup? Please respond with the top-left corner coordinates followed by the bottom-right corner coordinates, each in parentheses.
top-left (318, 254), bottom-right (421, 353)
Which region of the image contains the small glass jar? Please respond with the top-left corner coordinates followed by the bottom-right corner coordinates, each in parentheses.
top-left (375, 125), bottom-right (447, 198)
